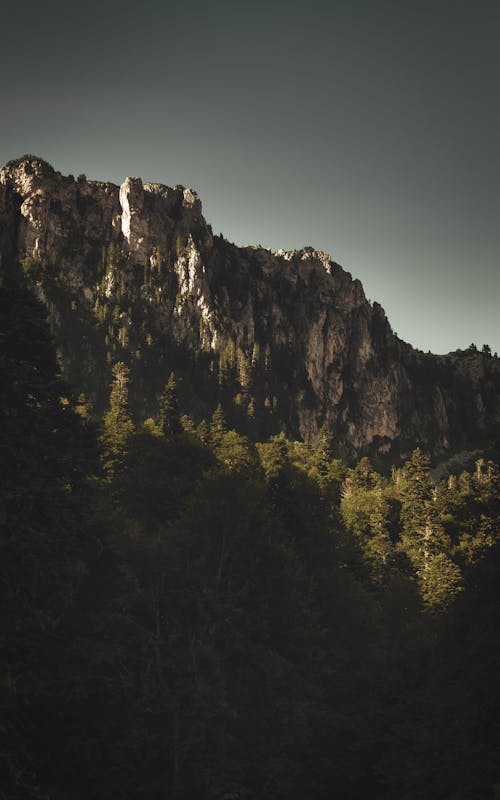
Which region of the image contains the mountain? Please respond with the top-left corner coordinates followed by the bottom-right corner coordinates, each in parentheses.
top-left (1, 155), bottom-right (498, 460)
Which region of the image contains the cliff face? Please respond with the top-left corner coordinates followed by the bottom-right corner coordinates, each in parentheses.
top-left (1, 155), bottom-right (499, 458)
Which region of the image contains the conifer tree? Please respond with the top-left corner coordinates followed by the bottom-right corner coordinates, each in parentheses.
top-left (314, 422), bottom-right (335, 479)
top-left (247, 396), bottom-right (256, 420)
top-left (197, 418), bottom-right (210, 444)
top-left (366, 489), bottom-right (395, 579)
top-left (159, 372), bottom-right (182, 437)
top-left (257, 435), bottom-right (290, 494)
top-left (309, 422), bottom-right (344, 503)
top-left (218, 339), bottom-right (236, 387)
top-left (399, 448), bottom-right (433, 548)
top-left (399, 449), bottom-right (460, 607)
top-left (210, 403), bottom-right (228, 442)
top-left (101, 361), bottom-right (134, 476)
top-left (419, 552), bottom-right (463, 610)
top-left (351, 456), bottom-right (378, 490)
top-left (180, 413), bottom-right (196, 434)
top-left (237, 346), bottom-right (251, 392)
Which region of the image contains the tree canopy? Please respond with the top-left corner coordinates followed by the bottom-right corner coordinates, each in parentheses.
top-left (2, 270), bottom-right (500, 800)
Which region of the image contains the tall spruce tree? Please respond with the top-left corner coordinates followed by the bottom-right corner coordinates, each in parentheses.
top-left (101, 362), bottom-right (134, 476)
top-left (159, 371), bottom-right (182, 437)
top-left (399, 449), bottom-right (461, 608)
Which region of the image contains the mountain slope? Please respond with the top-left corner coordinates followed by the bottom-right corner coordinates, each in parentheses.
top-left (1, 155), bottom-right (498, 459)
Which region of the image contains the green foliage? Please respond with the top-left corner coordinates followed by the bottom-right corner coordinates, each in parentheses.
top-left (3, 281), bottom-right (500, 800)
top-left (210, 403), bottom-right (228, 442)
top-left (236, 346), bottom-right (251, 392)
top-left (419, 552), bottom-right (463, 609)
top-left (159, 371), bottom-right (182, 437)
top-left (101, 362), bottom-right (135, 476)
top-left (197, 418), bottom-right (210, 444)
top-left (212, 429), bottom-right (259, 475)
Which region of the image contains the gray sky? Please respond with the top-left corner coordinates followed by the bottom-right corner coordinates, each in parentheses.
top-left (2, 0), bottom-right (499, 354)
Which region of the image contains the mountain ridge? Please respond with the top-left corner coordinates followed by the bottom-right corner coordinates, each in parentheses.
top-left (1, 154), bottom-right (499, 460)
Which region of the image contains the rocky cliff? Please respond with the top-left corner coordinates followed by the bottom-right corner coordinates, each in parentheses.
top-left (1, 155), bottom-right (499, 459)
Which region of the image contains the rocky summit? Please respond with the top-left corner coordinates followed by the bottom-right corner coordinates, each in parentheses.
top-left (1, 155), bottom-right (499, 459)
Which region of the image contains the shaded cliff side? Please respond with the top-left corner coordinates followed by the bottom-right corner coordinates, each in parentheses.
top-left (1, 155), bottom-right (498, 459)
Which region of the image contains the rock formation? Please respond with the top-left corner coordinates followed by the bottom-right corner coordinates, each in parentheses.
top-left (1, 155), bottom-right (499, 459)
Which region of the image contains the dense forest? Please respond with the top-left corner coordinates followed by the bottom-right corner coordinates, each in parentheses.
top-left (2, 270), bottom-right (500, 800)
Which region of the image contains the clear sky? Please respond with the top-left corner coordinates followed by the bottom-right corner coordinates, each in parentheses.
top-left (2, 0), bottom-right (499, 355)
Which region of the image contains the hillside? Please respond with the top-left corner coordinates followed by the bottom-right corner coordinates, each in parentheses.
top-left (1, 155), bottom-right (499, 459)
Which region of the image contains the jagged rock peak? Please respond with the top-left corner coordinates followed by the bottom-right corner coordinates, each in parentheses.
top-left (3, 154), bottom-right (55, 175)
top-left (1, 155), bottom-right (203, 211)
top-left (1, 155), bottom-right (57, 198)
top-left (275, 246), bottom-right (331, 265)
top-left (1, 156), bottom-right (499, 459)
top-left (0, 155), bottom-right (211, 266)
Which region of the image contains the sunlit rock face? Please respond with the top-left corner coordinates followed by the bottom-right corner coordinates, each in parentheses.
top-left (1, 155), bottom-right (499, 458)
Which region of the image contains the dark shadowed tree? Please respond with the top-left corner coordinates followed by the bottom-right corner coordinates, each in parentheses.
top-left (101, 361), bottom-right (135, 477)
top-left (0, 274), bottom-right (98, 798)
top-left (159, 371), bottom-right (182, 437)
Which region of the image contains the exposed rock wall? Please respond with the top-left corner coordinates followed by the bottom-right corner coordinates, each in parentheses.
top-left (1, 155), bottom-right (499, 458)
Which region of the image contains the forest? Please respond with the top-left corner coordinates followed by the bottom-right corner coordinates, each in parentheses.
top-left (1, 271), bottom-right (500, 800)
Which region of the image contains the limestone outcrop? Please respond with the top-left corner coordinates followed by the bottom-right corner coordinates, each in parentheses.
top-left (1, 155), bottom-right (498, 459)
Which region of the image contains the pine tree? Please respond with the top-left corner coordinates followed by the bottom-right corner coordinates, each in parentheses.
top-left (237, 346), bottom-right (251, 392)
top-left (197, 418), bottom-right (210, 444)
top-left (247, 397), bottom-right (256, 420)
top-left (351, 456), bottom-right (378, 490)
top-left (399, 449), bottom-right (461, 607)
top-left (210, 403), bottom-right (228, 442)
top-left (218, 339), bottom-right (236, 387)
top-left (101, 362), bottom-right (135, 476)
top-left (159, 372), bottom-right (182, 437)
top-left (366, 489), bottom-right (394, 579)
top-left (309, 422), bottom-right (344, 503)
top-left (313, 422), bottom-right (335, 478)
top-left (419, 552), bottom-right (463, 610)
top-left (180, 413), bottom-right (196, 434)
top-left (399, 448), bottom-right (433, 543)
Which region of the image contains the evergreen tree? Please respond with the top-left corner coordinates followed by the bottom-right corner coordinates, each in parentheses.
top-left (351, 456), bottom-right (379, 490)
top-left (213, 429), bottom-right (259, 475)
top-left (197, 418), bottom-right (210, 444)
top-left (399, 448), bottom-right (434, 563)
top-left (101, 361), bottom-right (134, 476)
top-left (218, 339), bottom-right (236, 387)
top-left (5, 265), bottom-right (500, 800)
top-left (180, 413), bottom-right (196, 434)
top-left (0, 275), bottom-right (98, 798)
top-left (366, 489), bottom-right (395, 581)
top-left (247, 396), bottom-right (256, 420)
top-left (314, 422), bottom-right (335, 477)
top-left (236, 346), bottom-right (251, 392)
top-left (419, 552), bottom-right (463, 609)
top-left (159, 371), bottom-right (182, 437)
top-left (210, 403), bottom-right (228, 442)
top-left (399, 449), bottom-right (461, 608)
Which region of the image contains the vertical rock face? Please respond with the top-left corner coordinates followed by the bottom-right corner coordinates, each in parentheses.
top-left (1, 155), bottom-right (499, 458)
top-left (120, 177), bottom-right (147, 261)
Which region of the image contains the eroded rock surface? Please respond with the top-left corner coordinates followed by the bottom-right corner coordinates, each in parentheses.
top-left (1, 155), bottom-right (498, 458)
